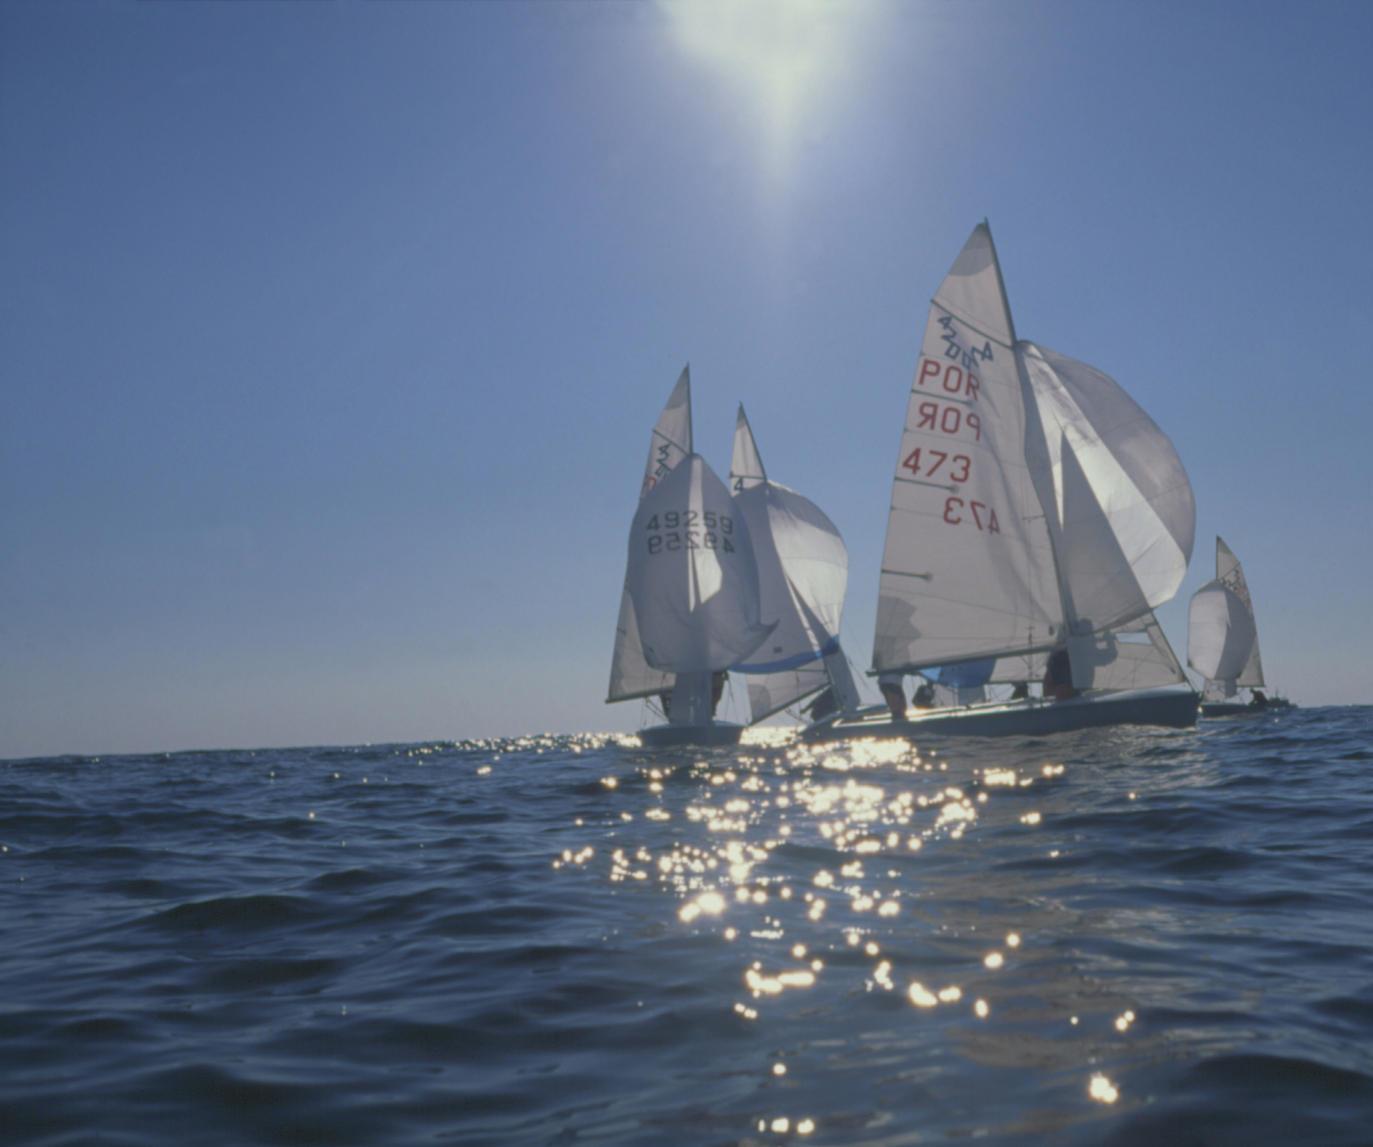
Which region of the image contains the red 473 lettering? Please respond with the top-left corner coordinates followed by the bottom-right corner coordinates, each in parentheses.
top-left (943, 496), bottom-right (1000, 533)
top-left (902, 447), bottom-right (971, 483)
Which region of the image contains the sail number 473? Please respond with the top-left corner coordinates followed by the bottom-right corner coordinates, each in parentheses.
top-left (902, 447), bottom-right (971, 483)
top-left (943, 496), bottom-right (1000, 533)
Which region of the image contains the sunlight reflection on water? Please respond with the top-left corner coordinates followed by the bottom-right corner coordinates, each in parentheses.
top-left (552, 730), bottom-right (1142, 1139)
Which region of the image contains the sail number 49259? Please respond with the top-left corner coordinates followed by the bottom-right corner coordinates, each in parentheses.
top-left (644, 511), bottom-right (735, 554)
top-left (943, 497), bottom-right (1000, 533)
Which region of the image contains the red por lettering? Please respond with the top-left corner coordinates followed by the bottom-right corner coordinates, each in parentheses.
top-left (915, 402), bottom-right (983, 442)
top-left (916, 358), bottom-right (981, 402)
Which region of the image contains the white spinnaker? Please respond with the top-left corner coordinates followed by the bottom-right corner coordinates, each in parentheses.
top-left (608, 368), bottom-right (693, 703)
top-left (730, 407), bottom-right (851, 721)
top-left (627, 455), bottom-right (772, 674)
top-left (873, 223), bottom-right (1062, 673)
top-left (1217, 537), bottom-right (1265, 688)
top-left (1187, 579), bottom-right (1257, 686)
top-left (1020, 342), bottom-right (1195, 634)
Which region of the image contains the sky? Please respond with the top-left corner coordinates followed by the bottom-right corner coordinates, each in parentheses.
top-left (2, 0), bottom-right (1371, 758)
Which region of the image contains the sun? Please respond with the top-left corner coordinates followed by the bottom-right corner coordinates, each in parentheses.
top-left (661, 0), bottom-right (854, 178)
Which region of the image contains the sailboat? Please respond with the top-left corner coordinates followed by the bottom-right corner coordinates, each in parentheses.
top-left (1187, 537), bottom-right (1288, 716)
top-left (807, 223), bottom-right (1199, 741)
top-left (606, 367), bottom-right (774, 747)
top-left (727, 406), bottom-right (863, 725)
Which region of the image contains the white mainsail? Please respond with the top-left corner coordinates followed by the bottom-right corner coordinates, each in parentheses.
top-left (728, 406), bottom-right (857, 721)
top-left (1216, 537), bottom-right (1265, 688)
top-left (1187, 537), bottom-right (1263, 696)
top-left (874, 224), bottom-right (1063, 673)
top-left (873, 223), bottom-right (1195, 688)
top-left (607, 367), bottom-right (693, 702)
top-left (626, 454), bottom-right (773, 674)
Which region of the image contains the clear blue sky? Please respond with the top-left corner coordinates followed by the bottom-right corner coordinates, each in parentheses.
top-left (3, 0), bottom-right (1370, 757)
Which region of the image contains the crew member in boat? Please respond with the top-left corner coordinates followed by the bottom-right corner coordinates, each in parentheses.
top-left (805, 687), bottom-right (838, 723)
top-left (912, 681), bottom-right (936, 709)
top-left (878, 672), bottom-right (907, 720)
top-left (1250, 690), bottom-right (1269, 710)
top-left (1010, 682), bottom-right (1029, 700)
top-left (659, 671), bottom-right (730, 720)
top-left (1043, 648), bottom-right (1078, 701)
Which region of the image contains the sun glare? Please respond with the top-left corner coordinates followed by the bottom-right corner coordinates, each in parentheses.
top-left (662, 0), bottom-right (853, 177)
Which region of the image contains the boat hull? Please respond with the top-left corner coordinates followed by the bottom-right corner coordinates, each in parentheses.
top-left (637, 722), bottom-right (744, 748)
top-left (1201, 699), bottom-right (1294, 718)
top-left (803, 687), bottom-right (1198, 742)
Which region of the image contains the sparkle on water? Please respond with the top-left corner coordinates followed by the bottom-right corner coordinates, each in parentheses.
top-left (535, 730), bottom-right (1129, 1137)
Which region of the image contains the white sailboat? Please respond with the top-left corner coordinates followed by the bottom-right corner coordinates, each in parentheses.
top-left (1188, 537), bottom-right (1286, 716)
top-left (807, 222), bottom-right (1198, 741)
top-left (607, 367), bottom-right (773, 746)
top-left (727, 406), bottom-right (862, 724)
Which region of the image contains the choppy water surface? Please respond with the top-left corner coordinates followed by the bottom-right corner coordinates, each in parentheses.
top-left (4, 707), bottom-right (1373, 1145)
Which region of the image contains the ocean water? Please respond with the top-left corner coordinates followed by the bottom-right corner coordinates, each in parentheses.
top-left (3, 708), bottom-right (1373, 1146)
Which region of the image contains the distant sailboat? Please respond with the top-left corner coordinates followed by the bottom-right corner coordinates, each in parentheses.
top-left (607, 368), bottom-right (773, 746)
top-left (808, 223), bottom-right (1198, 740)
top-left (1188, 537), bottom-right (1288, 716)
top-left (727, 406), bottom-right (862, 725)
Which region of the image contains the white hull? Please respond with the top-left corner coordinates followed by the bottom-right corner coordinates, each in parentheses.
top-left (804, 686), bottom-right (1197, 742)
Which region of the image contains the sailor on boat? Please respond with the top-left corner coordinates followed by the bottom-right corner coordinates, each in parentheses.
top-left (878, 672), bottom-right (907, 720)
top-left (1042, 648), bottom-right (1079, 701)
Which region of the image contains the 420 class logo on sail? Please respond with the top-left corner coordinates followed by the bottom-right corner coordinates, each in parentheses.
top-left (938, 314), bottom-right (994, 372)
